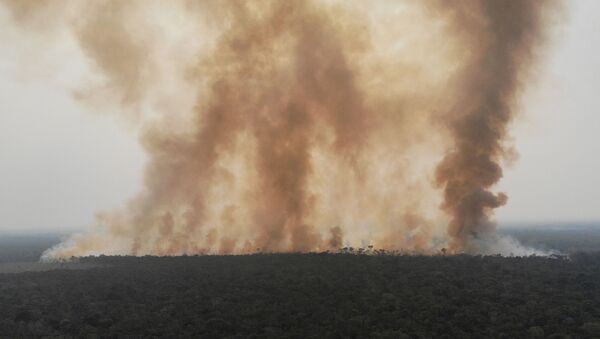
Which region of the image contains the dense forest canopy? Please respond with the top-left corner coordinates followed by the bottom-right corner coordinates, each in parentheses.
top-left (1, 252), bottom-right (600, 338)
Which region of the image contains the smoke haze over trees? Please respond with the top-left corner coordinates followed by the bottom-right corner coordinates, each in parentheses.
top-left (0, 0), bottom-right (562, 257)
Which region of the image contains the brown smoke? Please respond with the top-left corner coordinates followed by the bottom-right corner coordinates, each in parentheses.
top-left (431, 1), bottom-right (559, 252)
top-left (0, 0), bottom-right (559, 257)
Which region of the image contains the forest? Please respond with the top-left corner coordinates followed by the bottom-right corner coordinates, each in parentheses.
top-left (1, 251), bottom-right (600, 338)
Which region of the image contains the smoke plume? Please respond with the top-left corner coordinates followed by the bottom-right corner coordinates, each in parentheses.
top-left (0, 0), bottom-right (559, 257)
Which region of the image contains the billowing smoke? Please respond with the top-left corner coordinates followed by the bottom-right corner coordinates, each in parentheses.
top-left (0, 0), bottom-right (560, 258)
top-left (432, 1), bottom-right (560, 253)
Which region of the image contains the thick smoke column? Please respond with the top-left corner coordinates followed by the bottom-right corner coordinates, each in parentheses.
top-left (432, 1), bottom-right (556, 252)
top-left (122, 1), bottom-right (371, 255)
top-left (0, 0), bottom-right (559, 257)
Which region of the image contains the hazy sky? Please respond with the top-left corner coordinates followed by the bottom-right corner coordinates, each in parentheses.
top-left (0, 1), bottom-right (599, 233)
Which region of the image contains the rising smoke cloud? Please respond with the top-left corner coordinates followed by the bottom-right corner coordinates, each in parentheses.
top-left (432, 1), bottom-right (560, 253)
top-left (0, 0), bottom-right (560, 258)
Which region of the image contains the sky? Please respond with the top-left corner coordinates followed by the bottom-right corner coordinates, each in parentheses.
top-left (0, 1), bottom-right (599, 233)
